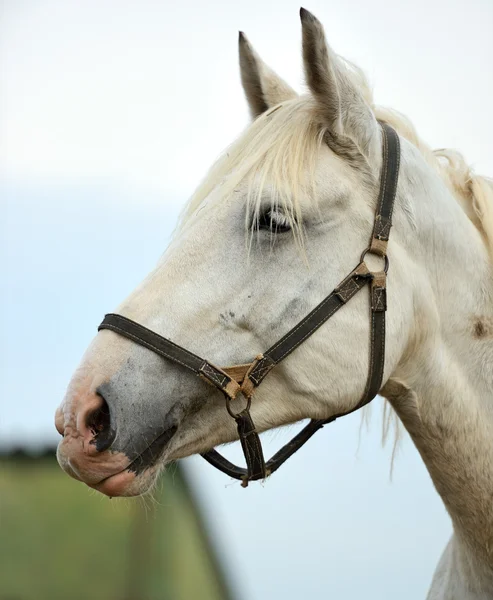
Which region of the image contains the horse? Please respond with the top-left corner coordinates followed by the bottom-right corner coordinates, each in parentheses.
top-left (55, 9), bottom-right (493, 598)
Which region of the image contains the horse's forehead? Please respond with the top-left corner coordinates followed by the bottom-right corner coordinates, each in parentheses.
top-left (237, 148), bottom-right (356, 208)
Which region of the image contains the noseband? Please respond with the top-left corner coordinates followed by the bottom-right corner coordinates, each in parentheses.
top-left (99, 122), bottom-right (400, 487)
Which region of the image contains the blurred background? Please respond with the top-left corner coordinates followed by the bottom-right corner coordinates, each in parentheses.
top-left (1, 1), bottom-right (492, 599)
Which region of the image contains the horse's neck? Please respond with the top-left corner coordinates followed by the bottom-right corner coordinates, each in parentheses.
top-left (385, 143), bottom-right (493, 587)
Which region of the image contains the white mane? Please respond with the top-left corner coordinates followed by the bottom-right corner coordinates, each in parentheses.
top-left (374, 106), bottom-right (493, 256)
top-left (179, 97), bottom-right (324, 244)
top-left (179, 56), bottom-right (493, 256)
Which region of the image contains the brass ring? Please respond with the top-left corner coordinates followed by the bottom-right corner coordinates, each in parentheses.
top-left (360, 247), bottom-right (389, 274)
top-left (225, 391), bottom-right (252, 418)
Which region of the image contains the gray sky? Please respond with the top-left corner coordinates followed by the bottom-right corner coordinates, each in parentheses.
top-left (1, 1), bottom-right (492, 598)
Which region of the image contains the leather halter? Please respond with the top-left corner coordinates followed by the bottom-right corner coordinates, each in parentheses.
top-left (99, 122), bottom-right (400, 487)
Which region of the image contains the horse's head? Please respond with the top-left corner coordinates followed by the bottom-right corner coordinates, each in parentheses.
top-left (55, 10), bottom-right (415, 496)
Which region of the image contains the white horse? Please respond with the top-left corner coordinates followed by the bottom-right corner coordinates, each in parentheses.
top-left (55, 9), bottom-right (493, 598)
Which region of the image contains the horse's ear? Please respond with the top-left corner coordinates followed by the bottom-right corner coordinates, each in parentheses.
top-left (300, 8), bottom-right (377, 158)
top-left (239, 32), bottom-right (297, 119)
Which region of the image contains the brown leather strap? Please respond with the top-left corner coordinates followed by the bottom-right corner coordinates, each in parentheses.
top-left (202, 415), bottom-right (336, 482)
top-left (249, 262), bottom-right (372, 385)
top-left (235, 409), bottom-right (266, 485)
top-left (369, 122), bottom-right (400, 256)
top-left (99, 313), bottom-right (239, 396)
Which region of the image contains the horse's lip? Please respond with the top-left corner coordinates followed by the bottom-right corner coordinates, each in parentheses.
top-left (89, 468), bottom-right (141, 497)
top-left (88, 425), bottom-right (178, 496)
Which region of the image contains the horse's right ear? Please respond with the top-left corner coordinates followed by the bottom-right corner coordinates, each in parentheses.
top-left (239, 32), bottom-right (297, 119)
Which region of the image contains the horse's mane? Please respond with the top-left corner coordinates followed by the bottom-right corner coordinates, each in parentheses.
top-left (373, 106), bottom-right (493, 255)
top-left (178, 56), bottom-right (493, 256)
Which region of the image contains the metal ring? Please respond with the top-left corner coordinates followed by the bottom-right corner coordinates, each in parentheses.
top-left (225, 391), bottom-right (252, 418)
top-left (360, 247), bottom-right (389, 274)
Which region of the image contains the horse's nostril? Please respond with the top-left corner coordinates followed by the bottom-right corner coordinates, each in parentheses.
top-left (86, 393), bottom-right (116, 452)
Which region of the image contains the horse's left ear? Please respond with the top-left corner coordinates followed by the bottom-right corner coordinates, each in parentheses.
top-left (239, 32), bottom-right (298, 119)
top-left (300, 8), bottom-right (378, 159)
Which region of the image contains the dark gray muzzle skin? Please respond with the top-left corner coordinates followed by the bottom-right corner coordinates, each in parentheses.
top-left (95, 348), bottom-right (216, 474)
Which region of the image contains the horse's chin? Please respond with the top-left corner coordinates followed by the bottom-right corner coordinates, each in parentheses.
top-left (89, 464), bottom-right (161, 497)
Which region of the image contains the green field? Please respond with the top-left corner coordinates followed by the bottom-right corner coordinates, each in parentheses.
top-left (0, 453), bottom-right (233, 600)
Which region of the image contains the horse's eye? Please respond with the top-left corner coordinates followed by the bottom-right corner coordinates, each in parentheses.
top-left (257, 209), bottom-right (292, 233)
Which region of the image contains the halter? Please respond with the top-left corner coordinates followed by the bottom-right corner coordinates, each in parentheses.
top-left (99, 122), bottom-right (400, 487)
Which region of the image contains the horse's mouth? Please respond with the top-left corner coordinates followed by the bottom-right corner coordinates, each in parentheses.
top-left (89, 467), bottom-right (145, 497)
top-left (89, 425), bottom-right (179, 497)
